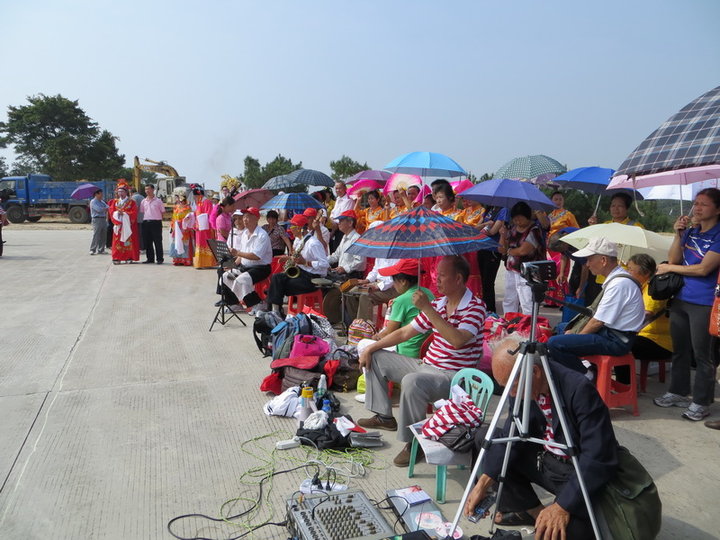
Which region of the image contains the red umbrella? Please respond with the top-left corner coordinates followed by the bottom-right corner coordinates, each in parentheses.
top-left (233, 188), bottom-right (273, 210)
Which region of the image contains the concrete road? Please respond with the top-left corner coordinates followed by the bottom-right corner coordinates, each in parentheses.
top-left (0, 228), bottom-right (718, 539)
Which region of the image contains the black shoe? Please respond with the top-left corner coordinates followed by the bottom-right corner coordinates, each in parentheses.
top-left (142, 260), bottom-right (153, 264)
top-left (156, 261), bottom-right (164, 264)
top-left (214, 300), bottom-right (224, 307)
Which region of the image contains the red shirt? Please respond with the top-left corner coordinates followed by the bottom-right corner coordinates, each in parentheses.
top-left (411, 288), bottom-right (486, 371)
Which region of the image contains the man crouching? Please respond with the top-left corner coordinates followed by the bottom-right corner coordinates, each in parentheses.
top-left (465, 334), bottom-right (618, 539)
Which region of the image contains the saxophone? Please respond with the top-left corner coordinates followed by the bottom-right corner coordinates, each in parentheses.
top-left (284, 234), bottom-right (310, 278)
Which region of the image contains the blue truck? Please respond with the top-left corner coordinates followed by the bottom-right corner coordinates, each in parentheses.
top-left (0, 174), bottom-right (117, 223)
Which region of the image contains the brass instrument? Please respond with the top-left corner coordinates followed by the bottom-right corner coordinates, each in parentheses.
top-left (284, 234), bottom-right (310, 278)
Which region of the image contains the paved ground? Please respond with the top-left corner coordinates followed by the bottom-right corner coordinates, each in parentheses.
top-left (0, 227), bottom-right (719, 540)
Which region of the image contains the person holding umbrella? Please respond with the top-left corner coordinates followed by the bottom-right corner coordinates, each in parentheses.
top-left (89, 189), bottom-right (109, 255)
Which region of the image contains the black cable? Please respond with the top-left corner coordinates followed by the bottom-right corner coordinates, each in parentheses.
top-left (167, 463), bottom-right (320, 540)
top-left (374, 495), bottom-right (410, 535)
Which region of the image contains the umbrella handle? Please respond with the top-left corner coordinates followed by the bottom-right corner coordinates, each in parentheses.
top-left (593, 194), bottom-right (601, 215)
top-left (631, 175), bottom-right (644, 218)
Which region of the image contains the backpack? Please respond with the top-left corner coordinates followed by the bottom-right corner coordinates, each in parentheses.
top-left (253, 311), bottom-right (283, 357)
top-left (271, 313), bottom-right (313, 361)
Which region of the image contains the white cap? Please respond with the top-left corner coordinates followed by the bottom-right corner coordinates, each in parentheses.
top-left (574, 237), bottom-right (618, 258)
top-left (232, 209), bottom-right (243, 216)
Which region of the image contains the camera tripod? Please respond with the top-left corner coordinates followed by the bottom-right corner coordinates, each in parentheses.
top-left (446, 278), bottom-right (602, 539)
top-left (209, 259), bottom-right (247, 332)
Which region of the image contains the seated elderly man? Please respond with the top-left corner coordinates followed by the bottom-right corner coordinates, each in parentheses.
top-left (358, 255), bottom-right (487, 466)
top-left (303, 207), bottom-right (330, 252)
top-left (266, 214), bottom-right (329, 316)
top-left (547, 237), bottom-right (645, 377)
top-left (465, 334), bottom-right (623, 539)
top-left (326, 210), bottom-right (366, 281)
top-left (218, 207), bottom-right (272, 312)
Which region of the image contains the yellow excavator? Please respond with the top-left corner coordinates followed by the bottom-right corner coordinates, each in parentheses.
top-left (132, 156), bottom-right (187, 203)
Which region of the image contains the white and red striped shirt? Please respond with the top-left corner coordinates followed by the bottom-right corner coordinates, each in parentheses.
top-left (537, 394), bottom-right (567, 458)
top-left (411, 288), bottom-right (486, 371)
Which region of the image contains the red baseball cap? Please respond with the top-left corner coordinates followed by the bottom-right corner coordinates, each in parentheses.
top-left (242, 207), bottom-right (260, 217)
top-left (290, 214), bottom-right (308, 228)
top-left (336, 210), bottom-right (357, 220)
top-left (379, 258), bottom-right (421, 276)
top-left (303, 208), bottom-right (318, 217)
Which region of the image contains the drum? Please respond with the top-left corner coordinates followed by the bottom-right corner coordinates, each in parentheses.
top-left (322, 286), bottom-right (343, 324)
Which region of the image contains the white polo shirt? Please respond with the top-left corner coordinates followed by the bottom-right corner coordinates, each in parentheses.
top-left (239, 226), bottom-right (272, 266)
top-left (594, 266), bottom-right (645, 332)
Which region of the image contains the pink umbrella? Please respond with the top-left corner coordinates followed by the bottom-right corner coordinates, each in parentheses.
top-left (347, 179), bottom-right (383, 199)
top-left (382, 173), bottom-right (422, 195)
top-left (450, 179), bottom-right (475, 195)
top-left (608, 164), bottom-right (720, 190)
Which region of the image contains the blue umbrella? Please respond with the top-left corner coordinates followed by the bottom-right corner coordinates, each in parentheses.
top-left (263, 168), bottom-right (335, 190)
top-left (346, 206), bottom-right (497, 259)
top-left (261, 192), bottom-right (324, 211)
top-left (384, 151), bottom-right (467, 178)
top-left (461, 178), bottom-right (556, 211)
top-left (553, 167), bottom-right (616, 195)
top-left (70, 183), bottom-right (101, 200)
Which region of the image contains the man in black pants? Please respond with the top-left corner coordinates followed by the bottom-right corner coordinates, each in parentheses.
top-left (466, 335), bottom-right (622, 539)
top-left (140, 184), bottom-right (165, 264)
top-left (266, 214), bottom-right (330, 316)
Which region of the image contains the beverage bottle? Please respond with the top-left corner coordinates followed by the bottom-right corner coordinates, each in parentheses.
top-left (322, 399), bottom-right (332, 414)
top-left (317, 375), bottom-right (327, 398)
top-left (297, 386), bottom-right (315, 425)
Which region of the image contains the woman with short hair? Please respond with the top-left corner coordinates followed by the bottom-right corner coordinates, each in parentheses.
top-left (263, 210), bottom-right (292, 256)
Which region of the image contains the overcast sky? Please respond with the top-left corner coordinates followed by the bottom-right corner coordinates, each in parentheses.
top-left (1, 0), bottom-right (719, 189)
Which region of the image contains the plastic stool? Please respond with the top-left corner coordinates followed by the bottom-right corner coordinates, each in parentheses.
top-left (254, 277), bottom-right (270, 301)
top-left (375, 302), bottom-right (387, 329)
top-left (287, 290), bottom-right (324, 316)
top-left (639, 358), bottom-right (669, 393)
top-left (583, 354), bottom-right (639, 416)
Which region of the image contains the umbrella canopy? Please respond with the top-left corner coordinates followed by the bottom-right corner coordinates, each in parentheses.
top-left (346, 169), bottom-right (391, 184)
top-left (260, 192), bottom-right (324, 211)
top-left (608, 163), bottom-right (720, 190)
top-left (461, 178), bottom-right (557, 211)
top-left (262, 168), bottom-right (334, 190)
top-left (451, 179), bottom-right (475, 195)
top-left (553, 167), bottom-right (616, 195)
top-left (494, 154), bottom-right (566, 180)
top-left (347, 179), bottom-right (383, 199)
top-left (70, 183), bottom-right (102, 200)
top-left (638, 178), bottom-right (719, 201)
top-left (384, 151), bottom-right (467, 178)
top-left (615, 85), bottom-right (720, 178)
top-left (233, 188), bottom-right (273, 210)
top-left (346, 206), bottom-right (498, 259)
top-left (561, 223), bottom-right (674, 263)
top-left (383, 173), bottom-right (423, 195)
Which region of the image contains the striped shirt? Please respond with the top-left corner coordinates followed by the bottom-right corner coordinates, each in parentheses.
top-left (411, 288), bottom-right (486, 371)
top-left (538, 394), bottom-right (567, 458)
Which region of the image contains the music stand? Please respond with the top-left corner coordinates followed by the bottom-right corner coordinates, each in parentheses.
top-left (207, 239), bottom-right (246, 331)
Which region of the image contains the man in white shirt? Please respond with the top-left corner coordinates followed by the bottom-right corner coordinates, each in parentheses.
top-left (303, 207), bottom-right (330, 252)
top-left (267, 214), bottom-right (330, 316)
top-left (329, 181), bottom-right (355, 251)
top-left (327, 210), bottom-right (366, 280)
top-left (218, 207), bottom-right (272, 311)
top-left (547, 237), bottom-right (645, 376)
top-left (140, 184), bottom-right (166, 264)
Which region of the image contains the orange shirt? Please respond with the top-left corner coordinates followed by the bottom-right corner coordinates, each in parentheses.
top-left (439, 206), bottom-right (463, 221)
top-left (548, 208), bottom-right (579, 237)
top-left (357, 205), bottom-right (387, 233)
top-left (459, 206), bottom-right (486, 226)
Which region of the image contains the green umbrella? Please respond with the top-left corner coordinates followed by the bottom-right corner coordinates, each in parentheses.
top-left (495, 154), bottom-right (567, 180)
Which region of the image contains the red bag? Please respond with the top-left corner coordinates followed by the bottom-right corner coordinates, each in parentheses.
top-left (421, 386), bottom-right (484, 440)
top-left (260, 371), bottom-right (282, 395)
top-left (323, 359), bottom-right (340, 387)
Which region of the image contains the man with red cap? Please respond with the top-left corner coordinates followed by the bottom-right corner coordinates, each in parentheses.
top-left (326, 210), bottom-right (366, 280)
top-left (266, 214), bottom-right (329, 316)
top-left (218, 207), bottom-right (272, 312)
top-left (303, 207), bottom-right (330, 252)
top-left (358, 255), bottom-right (487, 467)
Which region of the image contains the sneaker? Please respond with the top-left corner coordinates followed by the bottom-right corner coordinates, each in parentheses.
top-left (89, 251), bottom-right (96, 255)
top-left (357, 414), bottom-right (397, 431)
top-left (355, 393), bottom-right (366, 403)
top-left (681, 403), bottom-right (710, 422)
top-left (393, 442), bottom-right (424, 467)
top-left (653, 392), bottom-right (691, 408)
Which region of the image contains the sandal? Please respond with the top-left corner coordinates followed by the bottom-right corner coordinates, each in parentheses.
top-left (113, 260), bottom-right (120, 265)
top-left (496, 510), bottom-right (536, 526)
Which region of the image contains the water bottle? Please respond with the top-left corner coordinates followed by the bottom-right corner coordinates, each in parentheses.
top-left (321, 399), bottom-right (332, 414)
top-left (297, 386), bottom-right (315, 425)
top-left (317, 375), bottom-right (327, 398)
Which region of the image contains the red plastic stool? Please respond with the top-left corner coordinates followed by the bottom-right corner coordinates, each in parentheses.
top-left (583, 354), bottom-right (639, 416)
top-left (375, 302), bottom-right (388, 329)
top-left (254, 277), bottom-right (270, 301)
top-left (639, 358), bottom-right (670, 393)
top-left (287, 289), bottom-right (324, 316)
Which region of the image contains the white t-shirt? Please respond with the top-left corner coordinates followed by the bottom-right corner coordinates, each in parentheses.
top-left (594, 266), bottom-right (645, 332)
top-left (239, 226), bottom-right (273, 266)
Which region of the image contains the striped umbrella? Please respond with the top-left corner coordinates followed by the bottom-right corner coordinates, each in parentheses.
top-left (260, 192), bottom-right (324, 211)
top-left (615, 85), bottom-right (720, 179)
top-left (262, 168), bottom-right (334, 190)
top-left (346, 206), bottom-right (497, 259)
top-left (495, 154), bottom-right (567, 180)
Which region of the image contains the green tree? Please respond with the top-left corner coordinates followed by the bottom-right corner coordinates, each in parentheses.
top-left (0, 94), bottom-right (125, 181)
top-left (478, 172), bottom-right (494, 182)
top-left (0, 156), bottom-right (8, 177)
top-left (240, 154), bottom-right (303, 190)
top-left (329, 155), bottom-right (368, 180)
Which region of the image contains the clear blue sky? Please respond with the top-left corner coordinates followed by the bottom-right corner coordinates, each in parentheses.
top-left (1, 0), bottom-right (719, 189)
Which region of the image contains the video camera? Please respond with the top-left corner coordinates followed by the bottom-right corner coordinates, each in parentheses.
top-left (520, 260), bottom-right (557, 284)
